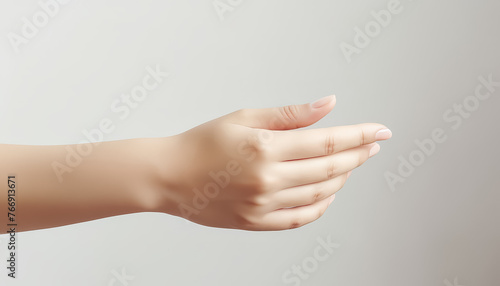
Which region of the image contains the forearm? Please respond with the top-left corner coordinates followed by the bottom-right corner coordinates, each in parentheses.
top-left (0, 138), bottom-right (174, 233)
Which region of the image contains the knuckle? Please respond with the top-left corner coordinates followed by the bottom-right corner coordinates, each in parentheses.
top-left (279, 105), bottom-right (300, 125)
top-left (289, 219), bottom-right (304, 230)
top-left (252, 172), bottom-right (276, 193)
top-left (310, 188), bottom-right (324, 204)
top-left (247, 134), bottom-right (272, 160)
top-left (325, 134), bottom-right (336, 155)
top-left (327, 160), bottom-right (337, 179)
top-left (247, 195), bottom-right (271, 208)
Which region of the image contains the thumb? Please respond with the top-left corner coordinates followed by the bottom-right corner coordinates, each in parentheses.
top-left (226, 95), bottom-right (336, 130)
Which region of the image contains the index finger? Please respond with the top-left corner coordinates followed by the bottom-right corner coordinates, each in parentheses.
top-left (266, 123), bottom-right (392, 161)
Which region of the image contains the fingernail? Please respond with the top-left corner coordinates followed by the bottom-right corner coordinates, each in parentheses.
top-left (369, 143), bottom-right (381, 158)
top-left (328, 194), bottom-right (336, 205)
top-left (375, 128), bottom-right (392, 140)
top-left (346, 171), bottom-right (352, 178)
top-left (311, 95), bottom-right (335, 109)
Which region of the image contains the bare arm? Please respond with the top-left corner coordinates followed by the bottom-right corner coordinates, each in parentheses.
top-left (1, 95), bottom-right (392, 233)
top-left (0, 138), bottom-right (175, 232)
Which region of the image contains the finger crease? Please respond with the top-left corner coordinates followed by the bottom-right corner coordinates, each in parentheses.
top-left (327, 161), bottom-right (336, 179)
top-left (325, 135), bottom-right (335, 155)
top-left (360, 128), bottom-right (366, 146)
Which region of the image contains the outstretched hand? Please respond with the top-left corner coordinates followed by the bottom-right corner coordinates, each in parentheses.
top-left (158, 95), bottom-right (392, 231)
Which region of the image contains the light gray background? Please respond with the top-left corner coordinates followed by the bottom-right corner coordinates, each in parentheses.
top-left (1, 1), bottom-right (499, 285)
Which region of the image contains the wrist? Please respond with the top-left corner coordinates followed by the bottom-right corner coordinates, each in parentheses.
top-left (131, 136), bottom-right (183, 216)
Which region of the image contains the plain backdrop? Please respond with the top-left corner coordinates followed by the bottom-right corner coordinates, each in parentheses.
top-left (0, 1), bottom-right (499, 285)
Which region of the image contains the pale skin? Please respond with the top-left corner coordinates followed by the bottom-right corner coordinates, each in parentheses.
top-left (0, 95), bottom-right (392, 233)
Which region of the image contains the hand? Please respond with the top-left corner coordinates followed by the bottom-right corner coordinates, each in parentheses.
top-left (155, 95), bottom-right (392, 231)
